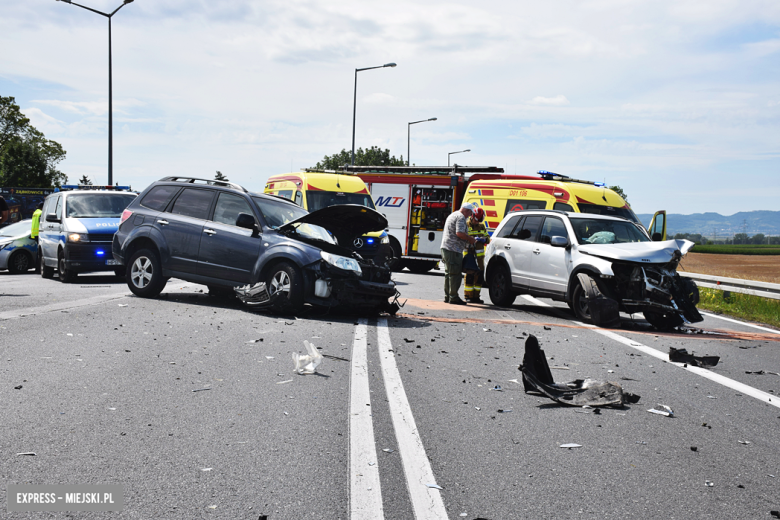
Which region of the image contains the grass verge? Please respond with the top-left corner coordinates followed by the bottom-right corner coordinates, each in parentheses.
top-left (698, 288), bottom-right (780, 329)
top-left (693, 245), bottom-right (780, 255)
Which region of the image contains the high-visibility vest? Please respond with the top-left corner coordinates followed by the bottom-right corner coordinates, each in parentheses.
top-left (31, 209), bottom-right (42, 238)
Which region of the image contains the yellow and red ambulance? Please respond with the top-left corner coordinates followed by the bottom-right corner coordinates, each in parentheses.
top-left (264, 171), bottom-right (393, 264)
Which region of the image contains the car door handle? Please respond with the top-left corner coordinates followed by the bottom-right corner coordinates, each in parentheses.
top-left (504, 244), bottom-right (511, 250)
top-left (157, 219), bottom-right (169, 225)
top-left (204, 229), bottom-right (216, 235)
top-left (533, 249), bottom-right (541, 255)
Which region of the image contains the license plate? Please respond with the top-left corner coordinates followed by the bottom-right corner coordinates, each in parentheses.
top-left (106, 259), bottom-right (120, 266)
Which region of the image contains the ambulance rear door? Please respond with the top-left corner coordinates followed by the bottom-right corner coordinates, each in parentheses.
top-left (368, 183), bottom-right (411, 254)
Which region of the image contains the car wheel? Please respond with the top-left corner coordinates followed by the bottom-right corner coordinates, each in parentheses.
top-left (266, 261), bottom-right (304, 313)
top-left (680, 277), bottom-right (700, 305)
top-left (58, 252), bottom-right (77, 283)
top-left (113, 266), bottom-right (126, 278)
top-left (488, 263), bottom-right (516, 307)
top-left (40, 250), bottom-right (54, 279)
top-left (8, 251), bottom-right (31, 274)
top-left (644, 310), bottom-right (684, 331)
top-left (389, 237), bottom-right (403, 272)
top-left (407, 260), bottom-right (435, 274)
top-left (571, 283), bottom-right (591, 322)
top-left (127, 248), bottom-right (166, 298)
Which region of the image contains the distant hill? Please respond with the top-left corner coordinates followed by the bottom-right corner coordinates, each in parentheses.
top-left (635, 210), bottom-right (780, 238)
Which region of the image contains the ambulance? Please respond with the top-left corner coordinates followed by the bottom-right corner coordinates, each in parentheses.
top-left (263, 171), bottom-right (393, 265)
top-left (341, 166), bottom-right (666, 273)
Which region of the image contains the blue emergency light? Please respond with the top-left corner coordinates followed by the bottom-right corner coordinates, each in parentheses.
top-left (366, 238), bottom-right (375, 244)
top-left (594, 182), bottom-right (606, 187)
top-left (96, 250), bottom-right (105, 256)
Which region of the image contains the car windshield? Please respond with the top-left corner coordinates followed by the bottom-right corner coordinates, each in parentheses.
top-left (571, 218), bottom-right (650, 244)
top-left (306, 191), bottom-right (376, 212)
top-left (65, 194), bottom-right (136, 218)
top-left (577, 203), bottom-right (641, 225)
top-left (0, 220), bottom-right (32, 237)
top-left (252, 196), bottom-right (308, 229)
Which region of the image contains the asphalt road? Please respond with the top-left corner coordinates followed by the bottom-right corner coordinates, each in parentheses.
top-left (2, 267), bottom-right (779, 519)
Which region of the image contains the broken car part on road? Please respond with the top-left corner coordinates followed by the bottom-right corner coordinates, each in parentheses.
top-left (668, 347), bottom-right (720, 368)
top-left (519, 335), bottom-right (640, 407)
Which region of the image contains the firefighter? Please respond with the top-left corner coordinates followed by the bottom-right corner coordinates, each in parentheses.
top-left (463, 206), bottom-right (490, 303)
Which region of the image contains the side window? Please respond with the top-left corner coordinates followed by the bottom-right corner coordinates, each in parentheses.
top-left (54, 196), bottom-right (62, 219)
top-left (277, 190), bottom-right (293, 200)
top-left (505, 199), bottom-right (547, 214)
top-left (295, 191), bottom-right (303, 206)
top-left (42, 197), bottom-right (54, 217)
top-left (512, 215), bottom-right (543, 241)
top-left (496, 215), bottom-right (523, 238)
top-left (540, 217), bottom-right (568, 244)
top-left (141, 185), bottom-right (180, 211)
top-left (213, 193), bottom-right (254, 226)
top-left (169, 189), bottom-right (215, 220)
top-left (553, 202), bottom-right (574, 212)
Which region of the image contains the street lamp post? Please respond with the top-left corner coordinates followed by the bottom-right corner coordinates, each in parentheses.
top-left (351, 62), bottom-right (396, 166)
top-left (407, 118), bottom-right (437, 166)
top-left (56, 0), bottom-right (134, 186)
top-left (448, 149), bottom-right (471, 167)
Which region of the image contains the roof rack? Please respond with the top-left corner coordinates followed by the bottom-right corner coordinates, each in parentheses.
top-left (340, 165), bottom-right (505, 175)
top-left (57, 184), bottom-right (132, 192)
top-left (536, 170), bottom-right (606, 187)
top-left (160, 176), bottom-right (247, 192)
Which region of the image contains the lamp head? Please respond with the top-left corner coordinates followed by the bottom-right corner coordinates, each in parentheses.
top-left (429, 118), bottom-right (437, 121)
top-left (384, 62), bottom-right (397, 68)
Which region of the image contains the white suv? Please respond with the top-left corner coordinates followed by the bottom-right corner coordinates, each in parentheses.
top-left (484, 210), bottom-right (702, 329)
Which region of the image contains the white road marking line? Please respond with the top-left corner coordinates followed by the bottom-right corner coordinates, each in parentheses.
top-left (350, 319), bottom-right (384, 519)
top-left (520, 295), bottom-right (780, 409)
top-left (377, 317), bottom-right (448, 520)
top-left (700, 311), bottom-right (780, 335)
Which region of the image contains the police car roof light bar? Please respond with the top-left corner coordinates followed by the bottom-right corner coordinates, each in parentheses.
top-left (60, 184), bottom-right (132, 191)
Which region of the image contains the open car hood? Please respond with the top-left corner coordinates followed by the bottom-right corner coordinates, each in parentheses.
top-left (578, 239), bottom-right (694, 264)
top-left (280, 204), bottom-right (388, 247)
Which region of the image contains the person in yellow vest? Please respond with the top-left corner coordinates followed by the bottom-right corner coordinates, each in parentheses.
top-left (31, 203), bottom-right (43, 242)
top-left (463, 206), bottom-right (490, 303)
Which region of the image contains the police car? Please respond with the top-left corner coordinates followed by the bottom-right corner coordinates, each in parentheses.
top-left (38, 185), bottom-right (137, 282)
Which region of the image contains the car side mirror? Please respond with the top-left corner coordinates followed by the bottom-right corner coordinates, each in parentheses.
top-left (550, 236), bottom-right (569, 248)
top-left (45, 213), bottom-right (60, 223)
top-left (236, 212), bottom-right (260, 237)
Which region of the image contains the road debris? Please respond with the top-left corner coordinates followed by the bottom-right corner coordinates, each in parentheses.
top-left (14, 385), bottom-right (22, 390)
top-left (192, 388), bottom-right (211, 392)
top-left (519, 335), bottom-right (640, 407)
top-left (246, 338), bottom-right (264, 343)
top-left (426, 483), bottom-right (443, 490)
top-left (276, 380), bottom-right (293, 385)
top-left (560, 443), bottom-right (582, 449)
top-left (292, 340), bottom-right (323, 374)
top-left (647, 405), bottom-right (674, 417)
top-left (705, 480), bottom-right (714, 487)
top-left (668, 347), bottom-right (720, 368)
top-left (17, 452), bottom-right (36, 456)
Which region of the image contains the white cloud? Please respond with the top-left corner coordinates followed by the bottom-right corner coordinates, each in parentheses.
top-left (530, 95), bottom-right (570, 106)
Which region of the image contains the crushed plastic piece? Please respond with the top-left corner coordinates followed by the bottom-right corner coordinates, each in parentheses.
top-left (292, 340), bottom-right (323, 375)
top-left (192, 388), bottom-right (211, 392)
top-left (382, 448), bottom-right (394, 453)
top-left (520, 335), bottom-right (640, 407)
top-left (426, 483), bottom-right (443, 490)
top-left (201, 468), bottom-right (212, 472)
top-left (246, 338), bottom-right (264, 344)
top-left (497, 409), bottom-right (512, 413)
top-left (490, 385), bottom-right (503, 391)
top-left (705, 480), bottom-right (714, 487)
top-left (560, 443), bottom-right (582, 449)
top-left (17, 452), bottom-right (36, 456)
top-left (647, 405), bottom-right (674, 417)
top-left (276, 380), bottom-right (293, 385)
top-left (118, 304), bottom-right (128, 307)
top-left (669, 347), bottom-right (719, 368)
top-left (738, 440), bottom-right (751, 445)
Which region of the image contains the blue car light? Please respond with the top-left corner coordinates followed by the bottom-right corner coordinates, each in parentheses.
top-left (366, 238), bottom-right (374, 244)
top-left (96, 250), bottom-right (105, 256)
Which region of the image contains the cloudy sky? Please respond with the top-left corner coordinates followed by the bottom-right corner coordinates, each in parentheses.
top-left (2, 0), bottom-right (779, 215)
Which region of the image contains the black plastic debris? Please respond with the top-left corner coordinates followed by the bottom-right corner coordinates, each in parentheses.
top-left (14, 385), bottom-right (22, 390)
top-left (669, 347), bottom-right (719, 368)
top-left (577, 273), bottom-right (620, 328)
top-left (519, 335), bottom-right (640, 407)
top-left (770, 510), bottom-right (780, 518)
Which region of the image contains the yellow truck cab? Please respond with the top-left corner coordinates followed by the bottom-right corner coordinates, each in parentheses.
top-left (264, 171), bottom-right (393, 264)
top-left (462, 170), bottom-right (666, 239)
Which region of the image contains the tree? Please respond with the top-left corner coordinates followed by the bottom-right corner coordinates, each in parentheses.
top-left (214, 171), bottom-right (229, 182)
top-left (0, 96), bottom-right (67, 187)
top-left (313, 146), bottom-right (405, 170)
top-left (608, 185), bottom-right (628, 203)
top-left (79, 175), bottom-right (93, 186)
top-left (733, 233), bottom-right (749, 244)
top-left (751, 233), bottom-right (766, 245)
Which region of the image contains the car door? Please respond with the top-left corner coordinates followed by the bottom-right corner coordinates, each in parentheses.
top-left (647, 210), bottom-right (667, 241)
top-left (40, 195), bottom-right (62, 264)
top-left (155, 188), bottom-right (216, 275)
top-left (197, 192), bottom-right (263, 283)
top-left (492, 214), bottom-right (543, 291)
top-left (528, 216), bottom-right (571, 296)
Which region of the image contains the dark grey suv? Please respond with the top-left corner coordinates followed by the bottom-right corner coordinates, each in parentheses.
top-left (112, 177), bottom-right (399, 314)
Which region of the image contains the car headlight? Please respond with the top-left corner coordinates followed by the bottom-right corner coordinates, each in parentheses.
top-left (320, 251), bottom-right (362, 275)
top-left (380, 236), bottom-right (389, 244)
top-left (0, 241), bottom-right (11, 250)
top-left (68, 233), bottom-right (89, 243)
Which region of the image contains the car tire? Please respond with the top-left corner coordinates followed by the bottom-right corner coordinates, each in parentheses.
top-left (406, 260), bottom-right (435, 274)
top-left (488, 263), bottom-right (516, 307)
top-left (644, 310), bottom-right (684, 331)
top-left (266, 261), bottom-right (304, 313)
top-left (389, 237), bottom-right (403, 272)
top-left (8, 251), bottom-right (31, 274)
top-left (113, 266), bottom-right (126, 278)
top-left (40, 250), bottom-right (54, 279)
top-left (571, 283), bottom-right (591, 322)
top-left (127, 248), bottom-right (166, 298)
top-left (680, 277), bottom-right (700, 305)
top-left (58, 251), bottom-right (77, 283)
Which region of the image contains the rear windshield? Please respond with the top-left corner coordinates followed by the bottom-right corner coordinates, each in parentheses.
top-left (306, 191), bottom-right (376, 212)
top-left (252, 197), bottom-right (308, 229)
top-left (65, 194), bottom-right (136, 218)
top-left (577, 203), bottom-right (641, 224)
top-left (571, 218), bottom-right (650, 244)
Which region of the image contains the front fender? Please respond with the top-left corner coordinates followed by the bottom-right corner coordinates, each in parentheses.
top-left (254, 242), bottom-right (319, 282)
top-left (567, 262), bottom-right (615, 303)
